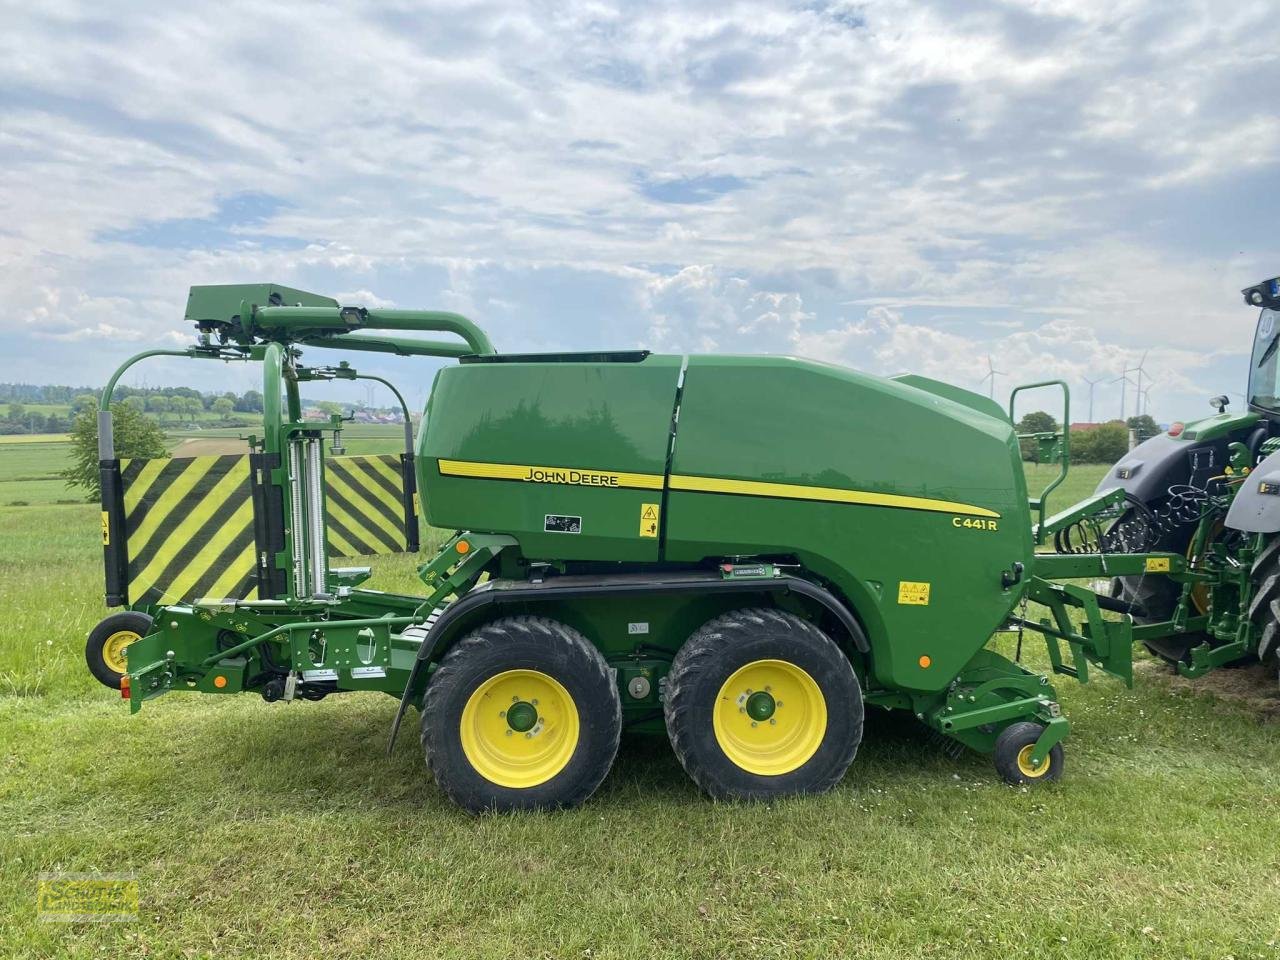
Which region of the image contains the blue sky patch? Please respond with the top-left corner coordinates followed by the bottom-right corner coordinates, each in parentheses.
top-left (98, 193), bottom-right (306, 251)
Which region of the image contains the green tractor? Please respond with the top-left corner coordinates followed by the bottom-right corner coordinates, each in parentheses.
top-left (1099, 275), bottom-right (1280, 679)
top-left (83, 278), bottom-right (1280, 813)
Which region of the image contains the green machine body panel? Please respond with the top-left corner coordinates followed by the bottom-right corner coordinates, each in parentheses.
top-left (665, 356), bottom-right (1033, 692)
top-left (418, 352), bottom-right (683, 562)
top-left (1181, 410), bottom-right (1260, 442)
top-left (414, 351), bottom-right (1033, 695)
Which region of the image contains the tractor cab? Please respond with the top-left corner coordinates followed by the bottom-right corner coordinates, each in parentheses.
top-left (1245, 276), bottom-right (1280, 418)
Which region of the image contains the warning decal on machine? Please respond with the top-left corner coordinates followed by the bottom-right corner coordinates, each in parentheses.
top-left (1145, 557), bottom-right (1171, 573)
top-left (545, 514), bottom-right (582, 534)
top-left (639, 503), bottom-right (660, 538)
top-left (897, 581), bottom-right (931, 605)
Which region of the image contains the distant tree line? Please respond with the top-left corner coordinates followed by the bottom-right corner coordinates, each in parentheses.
top-left (0, 383), bottom-right (265, 434)
top-left (1015, 411), bottom-right (1161, 465)
top-left (2, 402), bottom-right (73, 435)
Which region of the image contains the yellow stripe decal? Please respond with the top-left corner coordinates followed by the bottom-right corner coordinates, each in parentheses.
top-left (667, 474), bottom-right (1000, 519)
top-left (437, 457), bottom-right (997, 518)
top-left (438, 458), bottom-right (664, 491)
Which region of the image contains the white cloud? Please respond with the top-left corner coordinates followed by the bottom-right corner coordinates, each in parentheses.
top-left (0, 0), bottom-right (1277, 417)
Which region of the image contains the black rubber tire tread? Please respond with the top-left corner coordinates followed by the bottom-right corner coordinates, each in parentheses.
top-left (993, 721), bottom-right (1064, 785)
top-left (1110, 511), bottom-right (1209, 662)
top-left (420, 616), bottom-right (621, 814)
top-left (664, 607), bottom-right (862, 801)
top-left (1249, 537), bottom-right (1280, 671)
top-left (85, 611), bottom-right (153, 690)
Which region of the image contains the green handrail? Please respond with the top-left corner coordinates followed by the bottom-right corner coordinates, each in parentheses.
top-left (1009, 379), bottom-right (1071, 543)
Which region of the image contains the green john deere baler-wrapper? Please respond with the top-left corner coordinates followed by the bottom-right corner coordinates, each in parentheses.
top-left (83, 278), bottom-right (1280, 812)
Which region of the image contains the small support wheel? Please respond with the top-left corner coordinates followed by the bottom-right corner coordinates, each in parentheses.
top-left (993, 721), bottom-right (1063, 785)
top-left (85, 611), bottom-right (153, 690)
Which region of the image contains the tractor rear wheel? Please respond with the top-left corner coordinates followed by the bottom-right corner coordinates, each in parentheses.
top-left (1110, 512), bottom-right (1213, 662)
top-left (85, 611), bottom-right (152, 690)
top-left (420, 616), bottom-right (621, 813)
top-left (664, 607), bottom-right (862, 801)
top-left (1247, 537), bottom-right (1280, 683)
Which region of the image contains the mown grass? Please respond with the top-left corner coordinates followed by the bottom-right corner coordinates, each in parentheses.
top-left (3, 469), bottom-right (1279, 958)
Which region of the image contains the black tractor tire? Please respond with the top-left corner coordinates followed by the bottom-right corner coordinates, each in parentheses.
top-left (1110, 511), bottom-right (1211, 662)
top-left (420, 616), bottom-right (621, 814)
top-left (1247, 537), bottom-right (1280, 683)
top-left (993, 721), bottom-right (1064, 785)
top-left (664, 607), bottom-right (862, 801)
top-left (85, 611), bottom-right (153, 690)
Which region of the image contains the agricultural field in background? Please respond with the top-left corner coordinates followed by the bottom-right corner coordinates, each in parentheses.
top-left (2, 454), bottom-right (1279, 958)
top-left (0, 424), bottom-right (409, 506)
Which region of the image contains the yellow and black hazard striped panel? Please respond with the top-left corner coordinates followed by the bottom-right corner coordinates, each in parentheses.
top-left (120, 455), bottom-right (259, 606)
top-left (324, 454), bottom-right (409, 557)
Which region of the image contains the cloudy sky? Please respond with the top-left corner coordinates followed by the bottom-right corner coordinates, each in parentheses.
top-left (3, 0), bottom-right (1279, 422)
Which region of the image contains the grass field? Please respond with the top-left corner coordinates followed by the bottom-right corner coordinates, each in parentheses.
top-left (3, 460), bottom-right (1280, 959)
top-left (0, 425), bottom-right (410, 506)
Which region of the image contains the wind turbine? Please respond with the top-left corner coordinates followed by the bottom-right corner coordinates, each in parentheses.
top-left (1112, 363), bottom-right (1137, 421)
top-left (980, 354), bottom-right (1007, 400)
top-left (1132, 350), bottom-right (1150, 411)
top-left (1083, 375), bottom-right (1104, 423)
top-left (1139, 382), bottom-right (1155, 418)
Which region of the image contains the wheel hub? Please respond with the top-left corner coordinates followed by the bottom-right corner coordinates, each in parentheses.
top-left (505, 700), bottom-right (538, 733)
top-left (1016, 743), bottom-right (1050, 777)
top-left (460, 669), bottom-right (580, 789)
top-left (745, 690), bottom-right (775, 721)
top-left (102, 630), bottom-right (140, 674)
top-left (713, 659), bottom-right (827, 776)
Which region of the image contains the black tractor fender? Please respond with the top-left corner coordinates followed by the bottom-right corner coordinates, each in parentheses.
top-left (386, 570), bottom-right (869, 753)
top-left (1095, 432), bottom-right (1227, 503)
top-left (1227, 447), bottom-right (1280, 533)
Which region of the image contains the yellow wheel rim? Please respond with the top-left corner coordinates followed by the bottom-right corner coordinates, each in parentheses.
top-left (713, 659), bottom-right (827, 776)
top-left (1016, 743), bottom-right (1052, 778)
top-left (459, 669), bottom-right (580, 789)
top-left (101, 630), bottom-right (140, 674)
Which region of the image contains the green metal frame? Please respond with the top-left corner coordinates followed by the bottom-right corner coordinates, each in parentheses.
top-left (1009, 379), bottom-right (1070, 543)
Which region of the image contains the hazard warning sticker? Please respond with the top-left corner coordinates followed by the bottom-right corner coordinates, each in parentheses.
top-left (897, 581), bottom-right (930, 605)
top-left (639, 503), bottom-right (660, 538)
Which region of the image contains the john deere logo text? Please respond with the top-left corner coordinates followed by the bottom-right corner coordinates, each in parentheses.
top-left (523, 467), bottom-right (621, 487)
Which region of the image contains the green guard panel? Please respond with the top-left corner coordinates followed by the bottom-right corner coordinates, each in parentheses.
top-left (121, 455), bottom-right (258, 605)
top-left (666, 355), bottom-right (1034, 693)
top-left (325, 454), bottom-right (409, 557)
top-left (418, 355), bottom-right (683, 562)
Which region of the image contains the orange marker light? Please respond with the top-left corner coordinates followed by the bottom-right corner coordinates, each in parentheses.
top-left (918, 655), bottom-right (932, 669)
top-left (213, 675), bottom-right (227, 689)
top-left (120, 675), bottom-right (131, 699)
top-left (455, 539), bottom-right (471, 555)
